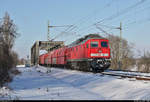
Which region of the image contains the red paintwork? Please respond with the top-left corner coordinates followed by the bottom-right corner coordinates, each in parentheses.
top-left (39, 38), bottom-right (111, 65)
top-left (39, 53), bottom-right (49, 65)
top-left (39, 54), bottom-right (45, 65)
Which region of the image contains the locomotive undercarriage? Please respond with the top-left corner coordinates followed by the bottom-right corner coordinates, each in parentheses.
top-left (66, 58), bottom-right (111, 73)
top-left (42, 58), bottom-right (111, 73)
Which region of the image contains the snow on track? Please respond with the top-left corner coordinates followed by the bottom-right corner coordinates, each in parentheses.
top-left (1, 66), bottom-right (150, 100)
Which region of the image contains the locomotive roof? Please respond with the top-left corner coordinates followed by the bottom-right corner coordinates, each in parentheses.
top-left (68, 34), bottom-right (107, 47)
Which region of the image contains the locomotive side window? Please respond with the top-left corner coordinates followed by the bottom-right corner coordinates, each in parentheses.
top-left (91, 41), bottom-right (98, 48)
top-left (86, 44), bottom-right (88, 48)
top-left (101, 41), bottom-right (108, 47)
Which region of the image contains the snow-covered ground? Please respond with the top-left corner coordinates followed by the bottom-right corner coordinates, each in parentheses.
top-left (0, 66), bottom-right (150, 100)
top-left (16, 65), bottom-right (25, 68)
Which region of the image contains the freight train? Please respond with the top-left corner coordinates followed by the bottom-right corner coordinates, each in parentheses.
top-left (39, 34), bottom-right (111, 72)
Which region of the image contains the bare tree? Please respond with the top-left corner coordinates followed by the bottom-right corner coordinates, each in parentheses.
top-left (0, 12), bottom-right (18, 50)
top-left (107, 34), bottom-right (135, 70)
top-left (137, 50), bottom-right (150, 72)
top-left (0, 12), bottom-right (20, 86)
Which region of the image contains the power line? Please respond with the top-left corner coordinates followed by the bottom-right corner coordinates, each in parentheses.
top-left (95, 0), bottom-right (147, 24)
top-left (107, 4), bottom-right (150, 26)
top-left (55, 0), bottom-right (148, 45)
top-left (124, 17), bottom-right (150, 29)
top-left (67, 0), bottom-right (114, 30)
top-left (74, 0), bottom-right (147, 36)
top-left (95, 24), bottom-right (112, 36)
top-left (50, 25), bottom-right (74, 41)
top-left (55, 0), bottom-right (115, 40)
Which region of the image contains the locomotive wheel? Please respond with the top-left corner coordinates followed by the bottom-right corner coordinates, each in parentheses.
top-left (80, 61), bottom-right (91, 72)
top-left (90, 60), bottom-right (98, 73)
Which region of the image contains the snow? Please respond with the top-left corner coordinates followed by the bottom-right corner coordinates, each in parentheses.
top-left (130, 65), bottom-right (138, 71)
top-left (16, 65), bottom-right (25, 68)
top-left (1, 66), bottom-right (150, 100)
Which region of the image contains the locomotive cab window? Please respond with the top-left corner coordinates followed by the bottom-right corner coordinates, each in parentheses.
top-left (101, 41), bottom-right (108, 47)
top-left (91, 41), bottom-right (98, 48)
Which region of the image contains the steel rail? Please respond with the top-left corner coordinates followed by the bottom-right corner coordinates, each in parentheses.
top-left (101, 72), bottom-right (150, 81)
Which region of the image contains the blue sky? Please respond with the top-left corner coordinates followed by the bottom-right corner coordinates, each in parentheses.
top-left (1, 0), bottom-right (150, 59)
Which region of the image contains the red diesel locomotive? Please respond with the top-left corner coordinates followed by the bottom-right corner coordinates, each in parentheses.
top-left (39, 34), bottom-right (111, 72)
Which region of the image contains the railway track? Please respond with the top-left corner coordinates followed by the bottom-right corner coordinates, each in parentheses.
top-left (107, 69), bottom-right (148, 74)
top-left (44, 66), bottom-right (150, 81)
top-left (101, 71), bottom-right (150, 81)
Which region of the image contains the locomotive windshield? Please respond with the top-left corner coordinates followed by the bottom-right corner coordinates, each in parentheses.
top-left (101, 41), bottom-right (108, 47)
top-left (91, 41), bottom-right (98, 48)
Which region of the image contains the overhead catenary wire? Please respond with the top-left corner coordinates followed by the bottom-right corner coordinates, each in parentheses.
top-left (124, 17), bottom-right (150, 30)
top-left (53, 0), bottom-right (115, 41)
top-left (50, 25), bottom-right (74, 41)
top-left (107, 4), bottom-right (150, 27)
top-left (73, 0), bottom-right (147, 35)
top-left (55, 0), bottom-right (148, 45)
top-left (94, 24), bottom-right (112, 37)
top-left (63, 0), bottom-right (114, 32)
top-left (95, 0), bottom-right (147, 24)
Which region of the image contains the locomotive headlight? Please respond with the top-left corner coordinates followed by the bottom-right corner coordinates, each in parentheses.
top-left (100, 53), bottom-right (108, 56)
top-left (91, 53), bottom-right (109, 57)
top-left (104, 53), bottom-right (108, 56)
top-left (91, 53), bottom-right (99, 56)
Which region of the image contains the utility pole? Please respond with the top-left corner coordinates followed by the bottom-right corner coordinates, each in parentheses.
top-left (118, 22), bottom-right (122, 70)
top-left (47, 20), bottom-right (50, 41)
